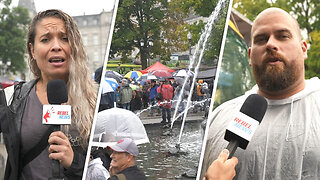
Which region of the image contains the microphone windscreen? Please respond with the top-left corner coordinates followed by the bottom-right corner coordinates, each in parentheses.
top-left (47, 79), bottom-right (68, 105)
top-left (224, 94), bottom-right (268, 150)
top-left (240, 94), bottom-right (267, 123)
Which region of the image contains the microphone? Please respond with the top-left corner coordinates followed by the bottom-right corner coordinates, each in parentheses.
top-left (43, 79), bottom-right (71, 180)
top-left (224, 94), bottom-right (267, 159)
top-left (42, 79), bottom-right (71, 125)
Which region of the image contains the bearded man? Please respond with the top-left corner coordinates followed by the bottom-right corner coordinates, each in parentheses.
top-left (201, 7), bottom-right (320, 180)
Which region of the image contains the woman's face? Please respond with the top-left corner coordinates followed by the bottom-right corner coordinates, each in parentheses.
top-left (29, 17), bottom-right (71, 82)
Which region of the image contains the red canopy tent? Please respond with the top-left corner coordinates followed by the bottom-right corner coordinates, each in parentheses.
top-left (140, 61), bottom-right (175, 74)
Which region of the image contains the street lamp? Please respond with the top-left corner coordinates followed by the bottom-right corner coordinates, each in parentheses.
top-left (187, 32), bottom-right (192, 56)
top-left (140, 38), bottom-right (153, 67)
top-left (140, 39), bottom-right (144, 47)
top-left (0, 59), bottom-right (11, 76)
top-left (140, 39), bottom-right (145, 67)
top-left (0, 59), bottom-right (3, 76)
top-left (147, 38), bottom-right (153, 67)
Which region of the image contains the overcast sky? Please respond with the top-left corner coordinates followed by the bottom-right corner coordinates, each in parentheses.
top-left (12, 0), bottom-right (116, 16)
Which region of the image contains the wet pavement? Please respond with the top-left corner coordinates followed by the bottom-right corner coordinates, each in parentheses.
top-left (137, 116), bottom-right (205, 179)
top-left (138, 107), bottom-right (206, 125)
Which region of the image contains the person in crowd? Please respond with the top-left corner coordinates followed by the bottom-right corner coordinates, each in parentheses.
top-left (118, 79), bottom-right (133, 110)
top-left (171, 80), bottom-right (187, 121)
top-left (148, 80), bottom-right (158, 116)
top-left (157, 78), bottom-right (173, 124)
top-left (130, 90), bottom-right (142, 113)
top-left (201, 7), bottom-right (320, 179)
top-left (86, 154), bottom-right (110, 180)
top-left (137, 81), bottom-right (143, 90)
top-left (200, 81), bottom-right (210, 118)
top-left (94, 66), bottom-right (115, 112)
top-left (141, 82), bottom-right (149, 109)
top-left (196, 79), bottom-right (205, 111)
top-left (171, 79), bottom-right (178, 91)
top-left (90, 148), bottom-right (112, 171)
top-left (115, 86), bottom-right (120, 108)
top-left (117, 63), bottom-right (122, 74)
top-left (0, 9), bottom-right (96, 179)
top-left (107, 138), bottom-right (146, 180)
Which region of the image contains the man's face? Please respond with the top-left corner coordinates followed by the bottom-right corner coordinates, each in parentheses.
top-left (110, 151), bottom-right (131, 171)
top-left (249, 10), bottom-right (307, 92)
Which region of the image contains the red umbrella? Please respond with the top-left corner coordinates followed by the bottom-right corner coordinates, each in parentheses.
top-left (152, 69), bottom-right (173, 77)
top-left (0, 76), bottom-right (15, 89)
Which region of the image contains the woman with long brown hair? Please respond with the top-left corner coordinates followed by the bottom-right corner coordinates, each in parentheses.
top-left (0, 9), bottom-right (96, 179)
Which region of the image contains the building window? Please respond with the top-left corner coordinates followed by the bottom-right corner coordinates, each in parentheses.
top-left (93, 34), bottom-right (99, 45)
top-left (93, 19), bottom-right (98, 25)
top-left (94, 51), bottom-right (99, 62)
top-left (82, 35), bottom-right (88, 46)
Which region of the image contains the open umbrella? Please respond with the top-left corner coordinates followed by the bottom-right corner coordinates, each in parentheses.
top-left (173, 69), bottom-right (194, 77)
top-left (136, 73), bottom-right (158, 82)
top-left (100, 77), bottom-right (118, 94)
top-left (0, 76), bottom-right (15, 89)
top-left (105, 70), bottom-right (123, 82)
top-left (129, 83), bottom-right (141, 91)
top-left (92, 108), bottom-right (149, 146)
top-left (124, 71), bottom-right (142, 80)
top-left (152, 69), bottom-right (173, 78)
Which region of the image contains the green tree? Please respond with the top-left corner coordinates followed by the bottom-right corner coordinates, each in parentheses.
top-left (158, 0), bottom-right (207, 65)
top-left (177, 0), bottom-right (220, 17)
top-left (0, 0), bottom-right (30, 75)
top-left (283, 0), bottom-right (320, 78)
top-left (181, 0), bottom-right (230, 68)
top-left (286, 0), bottom-right (320, 37)
top-left (201, 2), bottom-right (229, 67)
top-left (109, 0), bottom-right (168, 69)
top-left (156, 0), bottom-right (190, 63)
top-left (232, 0), bottom-right (271, 21)
top-left (306, 31), bottom-right (320, 78)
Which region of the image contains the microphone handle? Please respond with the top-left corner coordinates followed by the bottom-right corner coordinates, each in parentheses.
top-left (51, 125), bottom-right (64, 179)
top-left (226, 140), bottom-right (239, 159)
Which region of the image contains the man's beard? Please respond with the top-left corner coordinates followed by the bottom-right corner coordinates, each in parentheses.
top-left (252, 51), bottom-right (300, 92)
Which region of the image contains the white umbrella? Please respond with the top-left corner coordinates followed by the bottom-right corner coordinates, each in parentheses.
top-left (100, 77), bottom-right (118, 94)
top-left (174, 69), bottom-right (194, 77)
top-left (105, 70), bottom-right (123, 82)
top-left (136, 73), bottom-right (158, 81)
top-left (92, 108), bottom-right (149, 146)
top-left (146, 74), bottom-right (158, 80)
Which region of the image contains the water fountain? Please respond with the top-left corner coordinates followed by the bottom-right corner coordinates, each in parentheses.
top-left (171, 0), bottom-right (227, 148)
top-left (137, 0), bottom-right (230, 178)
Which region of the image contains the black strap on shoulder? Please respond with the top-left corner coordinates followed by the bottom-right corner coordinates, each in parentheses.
top-left (20, 125), bottom-right (55, 168)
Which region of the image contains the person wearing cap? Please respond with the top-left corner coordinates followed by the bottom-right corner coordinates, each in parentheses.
top-left (107, 138), bottom-right (146, 180)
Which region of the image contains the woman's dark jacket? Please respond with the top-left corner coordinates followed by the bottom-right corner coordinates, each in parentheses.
top-left (0, 79), bottom-right (86, 180)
